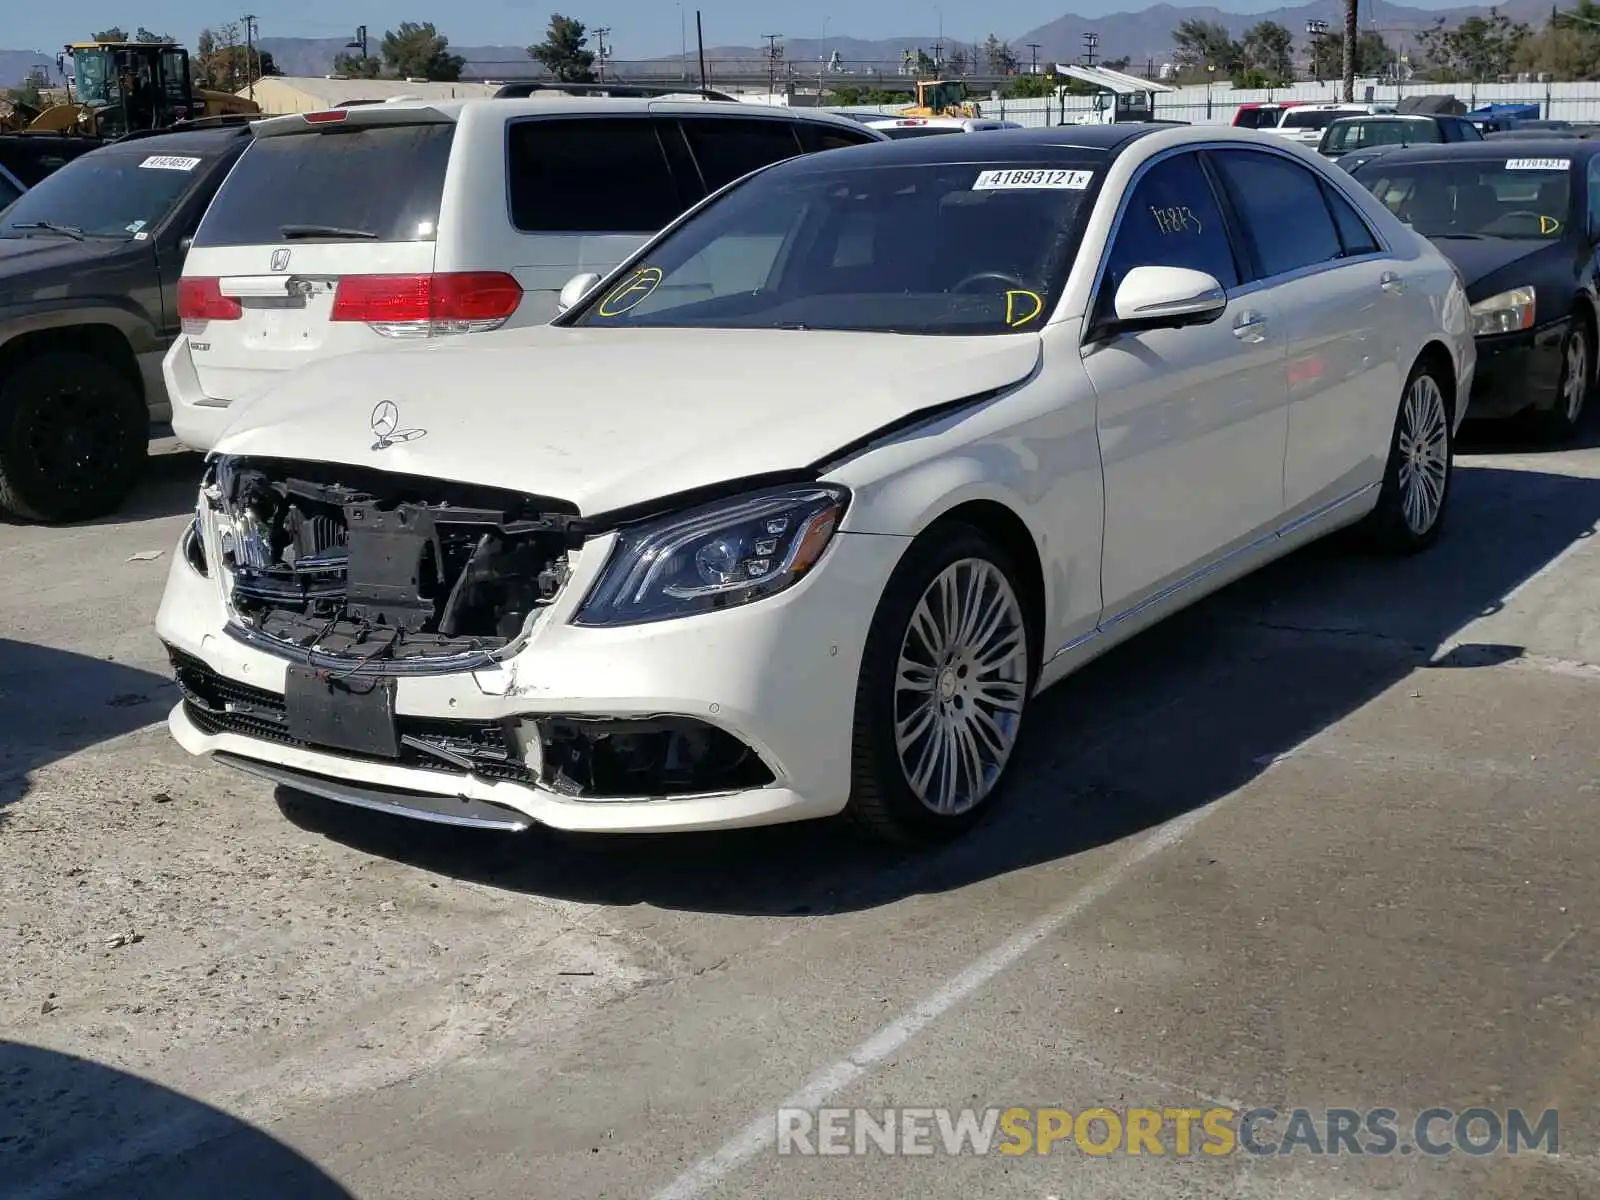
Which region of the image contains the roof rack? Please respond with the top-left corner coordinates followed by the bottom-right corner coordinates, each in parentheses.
top-left (491, 81), bottom-right (739, 102)
top-left (109, 113), bottom-right (259, 143)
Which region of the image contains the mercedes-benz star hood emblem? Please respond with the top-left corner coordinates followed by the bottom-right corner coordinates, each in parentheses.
top-left (369, 401), bottom-right (426, 450)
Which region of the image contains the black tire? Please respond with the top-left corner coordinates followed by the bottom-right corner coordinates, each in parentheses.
top-left (0, 351), bottom-right (148, 523)
top-left (1537, 319), bottom-right (1592, 442)
top-left (845, 524), bottom-right (1036, 846)
top-left (1360, 357), bottom-right (1453, 554)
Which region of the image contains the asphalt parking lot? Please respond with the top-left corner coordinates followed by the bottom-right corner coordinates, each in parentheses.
top-left (3, 427), bottom-right (1599, 1200)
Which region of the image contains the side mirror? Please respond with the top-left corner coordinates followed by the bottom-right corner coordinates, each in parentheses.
top-left (1108, 265), bottom-right (1227, 333)
top-left (557, 271), bottom-right (603, 314)
top-left (178, 234), bottom-right (194, 255)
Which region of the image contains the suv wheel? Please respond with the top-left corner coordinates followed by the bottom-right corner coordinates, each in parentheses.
top-left (0, 352), bottom-right (148, 522)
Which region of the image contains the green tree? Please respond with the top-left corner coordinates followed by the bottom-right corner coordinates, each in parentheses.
top-left (1008, 71), bottom-right (1060, 98)
top-left (1519, 1), bottom-right (1600, 80)
top-left (529, 14), bottom-right (596, 82)
top-left (1240, 20), bottom-right (1294, 82)
top-left (983, 34), bottom-right (1019, 74)
top-left (381, 21), bottom-right (465, 82)
top-left (8, 68), bottom-right (46, 108)
top-left (1416, 10), bottom-right (1530, 80)
top-left (1312, 30), bottom-right (1392, 79)
top-left (332, 52), bottom-right (383, 78)
top-left (915, 49), bottom-right (938, 76)
top-left (93, 27), bottom-right (128, 42)
top-left (1171, 19), bottom-right (1242, 77)
top-left (830, 84), bottom-right (862, 104)
top-left (134, 27), bottom-right (173, 43)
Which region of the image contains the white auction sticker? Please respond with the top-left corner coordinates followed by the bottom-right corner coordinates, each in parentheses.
top-left (1506, 157), bottom-right (1569, 171)
top-left (973, 168), bottom-right (1093, 191)
top-left (139, 155), bottom-right (202, 171)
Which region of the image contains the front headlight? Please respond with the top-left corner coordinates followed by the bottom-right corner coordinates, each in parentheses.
top-left (1470, 286), bottom-right (1536, 336)
top-left (574, 485), bottom-right (849, 627)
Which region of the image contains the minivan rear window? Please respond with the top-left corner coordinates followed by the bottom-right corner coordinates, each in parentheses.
top-left (193, 122), bottom-right (456, 247)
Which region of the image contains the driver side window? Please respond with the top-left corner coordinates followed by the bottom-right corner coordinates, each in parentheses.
top-left (1100, 152), bottom-right (1240, 315)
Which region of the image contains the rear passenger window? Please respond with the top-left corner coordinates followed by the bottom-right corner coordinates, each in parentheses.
top-left (682, 118), bottom-right (803, 192)
top-left (506, 117), bottom-right (686, 234)
top-left (1321, 181), bottom-right (1380, 256)
top-left (1101, 151), bottom-right (1239, 296)
top-left (1210, 149), bottom-right (1342, 279)
top-left (796, 124), bottom-right (880, 152)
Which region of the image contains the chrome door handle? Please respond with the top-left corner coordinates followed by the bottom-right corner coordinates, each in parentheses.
top-left (1232, 311), bottom-right (1269, 343)
top-left (1380, 271), bottom-right (1406, 295)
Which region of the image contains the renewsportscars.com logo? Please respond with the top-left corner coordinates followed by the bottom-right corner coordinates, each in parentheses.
top-left (775, 1106), bottom-right (1560, 1158)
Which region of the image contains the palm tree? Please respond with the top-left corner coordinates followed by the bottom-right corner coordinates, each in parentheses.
top-left (1341, 0), bottom-right (1357, 100)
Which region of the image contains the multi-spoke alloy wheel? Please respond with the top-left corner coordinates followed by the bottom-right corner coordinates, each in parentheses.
top-left (1362, 359), bottom-right (1452, 553)
top-left (892, 558), bottom-right (1029, 817)
top-left (847, 526), bottom-right (1034, 844)
top-left (1396, 372), bottom-right (1450, 537)
top-left (1542, 323), bottom-right (1591, 440)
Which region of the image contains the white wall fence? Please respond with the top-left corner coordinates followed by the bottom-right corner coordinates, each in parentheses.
top-left (834, 78), bottom-right (1600, 128)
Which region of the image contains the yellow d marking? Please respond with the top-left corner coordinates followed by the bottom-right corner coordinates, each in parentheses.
top-left (598, 267), bottom-right (664, 317)
top-left (1540, 215), bottom-right (1562, 234)
top-left (1005, 290), bottom-right (1044, 327)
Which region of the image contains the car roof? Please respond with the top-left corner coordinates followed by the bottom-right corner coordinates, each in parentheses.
top-left (1350, 138), bottom-right (1600, 167)
top-left (251, 96), bottom-right (873, 139)
top-left (780, 122), bottom-right (1176, 169)
top-left (91, 125), bottom-right (252, 156)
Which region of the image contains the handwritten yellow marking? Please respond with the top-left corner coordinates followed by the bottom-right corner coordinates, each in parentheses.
top-left (597, 267), bottom-right (664, 317)
top-left (1005, 290), bottom-right (1044, 327)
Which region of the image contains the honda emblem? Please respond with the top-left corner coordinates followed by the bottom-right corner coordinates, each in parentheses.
top-left (270, 248), bottom-right (291, 272)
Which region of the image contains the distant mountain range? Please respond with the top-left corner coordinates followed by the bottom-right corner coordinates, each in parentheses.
top-left (0, 0), bottom-right (1560, 88)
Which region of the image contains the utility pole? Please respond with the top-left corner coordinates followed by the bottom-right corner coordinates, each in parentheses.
top-left (1082, 31), bottom-right (1099, 68)
top-left (242, 13), bottom-right (257, 99)
top-left (763, 33), bottom-right (783, 98)
top-left (594, 26), bottom-right (610, 81)
top-left (1027, 42), bottom-right (1040, 75)
top-left (1306, 19), bottom-right (1328, 84)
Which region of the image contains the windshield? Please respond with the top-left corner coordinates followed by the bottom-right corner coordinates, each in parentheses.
top-left (1325, 120), bottom-right (1440, 152)
top-left (0, 146), bottom-right (214, 239)
top-left (71, 49), bottom-right (114, 107)
top-left (1282, 109), bottom-right (1358, 130)
top-left (570, 159), bottom-right (1100, 336)
top-left (1356, 157), bottom-right (1572, 240)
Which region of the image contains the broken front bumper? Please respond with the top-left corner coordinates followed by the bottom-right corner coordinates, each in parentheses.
top-left (156, 522), bottom-right (908, 834)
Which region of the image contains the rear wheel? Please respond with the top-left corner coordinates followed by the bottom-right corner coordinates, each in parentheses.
top-left (0, 352), bottom-right (148, 523)
top-left (1360, 358), bottom-right (1453, 553)
top-left (1538, 320), bottom-right (1591, 441)
top-left (846, 525), bottom-right (1034, 846)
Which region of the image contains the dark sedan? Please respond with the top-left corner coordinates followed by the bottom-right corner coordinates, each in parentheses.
top-left (1351, 140), bottom-right (1600, 438)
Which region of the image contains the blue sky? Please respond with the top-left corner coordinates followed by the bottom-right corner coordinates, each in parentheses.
top-left (14, 0), bottom-right (1475, 56)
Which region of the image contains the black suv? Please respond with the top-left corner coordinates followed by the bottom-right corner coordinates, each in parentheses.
top-left (0, 121), bottom-right (250, 522)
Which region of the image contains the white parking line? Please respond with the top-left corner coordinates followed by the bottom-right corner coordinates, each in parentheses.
top-left (648, 800), bottom-right (1222, 1200)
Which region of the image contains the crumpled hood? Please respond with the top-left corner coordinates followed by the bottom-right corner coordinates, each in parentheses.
top-left (213, 325), bottom-right (1043, 517)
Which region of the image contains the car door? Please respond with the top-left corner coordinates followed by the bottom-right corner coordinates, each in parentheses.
top-left (1082, 148), bottom-right (1289, 621)
top-left (1208, 147), bottom-right (1404, 516)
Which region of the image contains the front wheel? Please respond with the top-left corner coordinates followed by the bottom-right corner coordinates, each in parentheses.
top-left (1538, 320), bottom-right (1592, 441)
top-left (846, 525), bottom-right (1035, 846)
top-left (1360, 359), bottom-right (1453, 553)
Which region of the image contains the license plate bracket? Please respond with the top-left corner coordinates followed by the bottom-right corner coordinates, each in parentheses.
top-left (283, 665), bottom-right (399, 759)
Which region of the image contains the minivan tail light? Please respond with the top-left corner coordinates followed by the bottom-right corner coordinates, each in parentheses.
top-left (177, 276), bottom-right (242, 328)
top-left (330, 272), bottom-right (524, 337)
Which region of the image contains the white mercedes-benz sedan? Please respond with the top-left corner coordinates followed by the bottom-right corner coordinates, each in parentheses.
top-left (156, 124), bottom-right (1474, 845)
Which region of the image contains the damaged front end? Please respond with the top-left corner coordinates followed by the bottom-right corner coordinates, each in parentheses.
top-left (201, 455), bottom-right (585, 671)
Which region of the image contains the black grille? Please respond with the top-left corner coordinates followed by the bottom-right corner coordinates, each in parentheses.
top-left (168, 647), bottom-right (536, 786)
